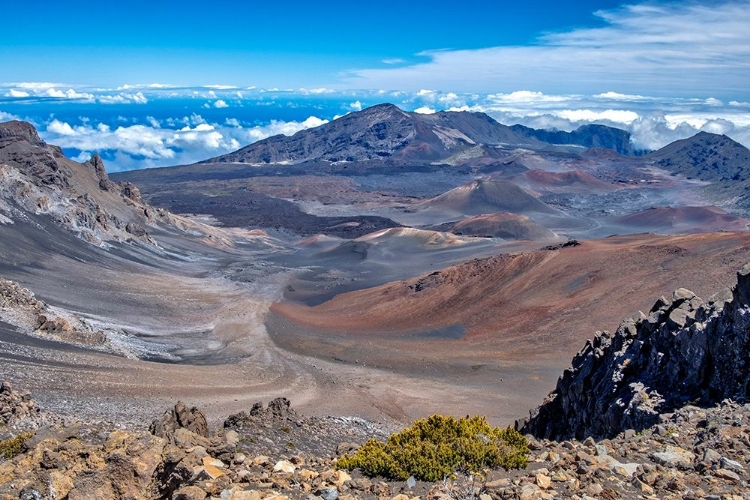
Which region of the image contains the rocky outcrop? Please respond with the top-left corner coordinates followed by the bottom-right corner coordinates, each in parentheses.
top-left (0, 382), bottom-right (39, 429)
top-left (0, 121), bottom-right (44, 145)
top-left (88, 153), bottom-right (116, 191)
top-left (0, 394), bottom-right (394, 500)
top-left (150, 402), bottom-right (210, 440)
top-left (2, 387), bottom-right (749, 499)
top-left (523, 263), bottom-right (750, 440)
top-left (0, 278), bottom-right (108, 348)
top-left (0, 120), bottom-right (167, 247)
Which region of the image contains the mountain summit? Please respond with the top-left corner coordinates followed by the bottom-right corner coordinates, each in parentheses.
top-left (207, 104), bottom-right (547, 165)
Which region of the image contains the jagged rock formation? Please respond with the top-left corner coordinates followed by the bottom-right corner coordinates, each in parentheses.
top-left (0, 394), bottom-right (393, 500)
top-left (523, 264), bottom-right (750, 440)
top-left (0, 120), bottom-right (166, 246)
top-left (150, 402), bottom-right (210, 440)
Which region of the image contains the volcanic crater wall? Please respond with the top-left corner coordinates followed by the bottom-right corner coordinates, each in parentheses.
top-left (523, 264), bottom-right (750, 440)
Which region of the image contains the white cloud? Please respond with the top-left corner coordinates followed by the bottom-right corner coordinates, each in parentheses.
top-left (382, 58), bottom-right (405, 65)
top-left (413, 106), bottom-right (436, 114)
top-left (705, 97), bottom-right (724, 106)
top-left (349, 100), bottom-right (362, 111)
top-left (98, 92), bottom-right (148, 104)
top-left (205, 85), bottom-right (238, 90)
top-left (5, 89), bottom-right (30, 98)
top-left (117, 83), bottom-right (173, 90)
top-left (15, 82), bottom-right (60, 90)
top-left (73, 151), bottom-right (92, 162)
top-left (45, 88), bottom-right (94, 100)
top-left (299, 88), bottom-right (335, 95)
top-left (0, 111), bottom-right (19, 121)
top-left (47, 120), bottom-right (77, 136)
top-left (214, 100), bottom-right (229, 108)
top-left (344, 2), bottom-right (750, 97)
top-left (595, 91), bottom-right (647, 101)
top-left (488, 91), bottom-right (571, 104)
top-left (225, 118), bottom-right (240, 127)
top-left (242, 116), bottom-right (328, 143)
top-left (39, 115), bottom-right (328, 171)
top-left (553, 109), bottom-right (640, 125)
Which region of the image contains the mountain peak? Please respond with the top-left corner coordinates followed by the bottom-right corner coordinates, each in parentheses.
top-left (0, 120), bottom-right (42, 144)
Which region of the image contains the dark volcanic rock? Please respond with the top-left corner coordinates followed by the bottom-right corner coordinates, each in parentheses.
top-left (523, 264), bottom-right (750, 440)
top-left (646, 132), bottom-right (750, 212)
top-left (0, 121), bottom-right (44, 145)
top-left (150, 401), bottom-right (209, 439)
top-left (510, 123), bottom-right (640, 155)
top-left (647, 131), bottom-right (750, 183)
top-left (88, 153), bottom-right (116, 191)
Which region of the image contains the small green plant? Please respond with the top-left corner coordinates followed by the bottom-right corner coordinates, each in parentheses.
top-left (336, 415), bottom-right (529, 482)
top-left (0, 432), bottom-right (33, 460)
top-left (286, 441), bottom-right (296, 449)
top-left (279, 426), bottom-right (291, 433)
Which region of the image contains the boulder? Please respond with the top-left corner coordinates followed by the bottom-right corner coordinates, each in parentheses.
top-left (150, 402), bottom-right (209, 440)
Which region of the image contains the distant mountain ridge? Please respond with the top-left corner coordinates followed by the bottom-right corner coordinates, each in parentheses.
top-left (510, 123), bottom-right (642, 156)
top-left (205, 104), bottom-right (635, 165)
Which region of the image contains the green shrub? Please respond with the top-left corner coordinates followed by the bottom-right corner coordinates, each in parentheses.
top-left (336, 414), bottom-right (529, 481)
top-left (0, 432), bottom-right (33, 460)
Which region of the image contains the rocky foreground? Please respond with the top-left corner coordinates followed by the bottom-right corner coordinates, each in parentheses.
top-left (1, 381), bottom-right (749, 499)
top-left (3, 265), bottom-right (750, 499)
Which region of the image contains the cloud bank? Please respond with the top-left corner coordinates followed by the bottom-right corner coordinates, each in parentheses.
top-left (344, 1), bottom-right (750, 98)
top-left (1, 83), bottom-right (749, 171)
top-left (40, 115), bottom-right (328, 171)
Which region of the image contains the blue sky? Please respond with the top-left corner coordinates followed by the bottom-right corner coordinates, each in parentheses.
top-left (3, 1), bottom-right (628, 87)
top-left (1, 1), bottom-right (749, 171)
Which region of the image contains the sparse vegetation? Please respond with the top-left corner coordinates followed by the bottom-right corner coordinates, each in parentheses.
top-left (0, 432), bottom-right (33, 460)
top-left (337, 414), bottom-right (529, 481)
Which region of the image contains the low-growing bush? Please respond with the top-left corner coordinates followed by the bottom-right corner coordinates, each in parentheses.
top-left (336, 414), bottom-right (529, 481)
top-left (0, 432), bottom-right (33, 460)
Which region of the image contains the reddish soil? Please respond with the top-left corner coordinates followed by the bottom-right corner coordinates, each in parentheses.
top-left (522, 169), bottom-right (612, 192)
top-left (272, 231), bottom-right (750, 360)
top-left (450, 213), bottom-right (554, 240)
top-left (616, 206), bottom-right (750, 233)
